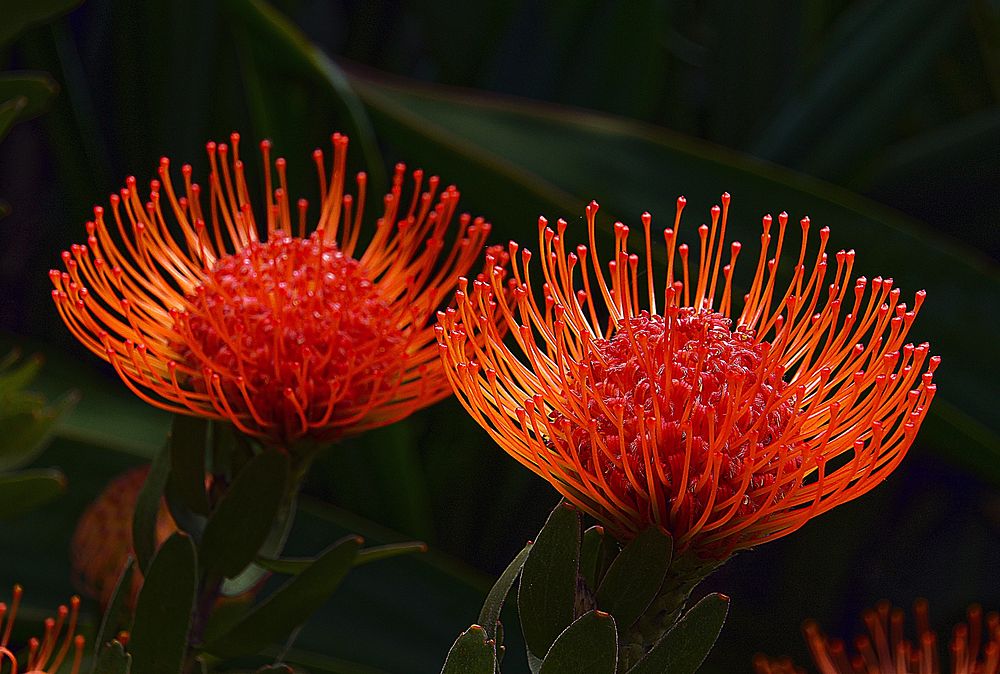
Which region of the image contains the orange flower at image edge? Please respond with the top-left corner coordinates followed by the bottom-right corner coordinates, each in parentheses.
top-left (0, 586), bottom-right (84, 674)
top-left (754, 601), bottom-right (1000, 674)
top-left (437, 195), bottom-right (938, 558)
top-left (50, 133), bottom-right (508, 451)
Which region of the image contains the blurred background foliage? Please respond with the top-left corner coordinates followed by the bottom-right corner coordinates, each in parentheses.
top-left (0, 0), bottom-right (998, 672)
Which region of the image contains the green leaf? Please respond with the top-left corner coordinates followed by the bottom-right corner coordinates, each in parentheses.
top-left (0, 392), bottom-right (77, 471)
top-left (133, 445), bottom-right (170, 573)
top-left (579, 525), bottom-right (617, 593)
top-left (439, 625), bottom-right (496, 674)
top-left (0, 73), bottom-right (59, 123)
top-left (0, 98), bottom-right (28, 142)
top-left (92, 558), bottom-right (135, 669)
top-left (0, 0), bottom-right (82, 47)
top-left (93, 640), bottom-right (132, 674)
top-left (0, 468), bottom-right (65, 519)
top-left (478, 542), bottom-right (532, 642)
top-left (203, 535), bottom-right (362, 659)
top-left (518, 501), bottom-right (581, 660)
top-left (167, 415), bottom-right (211, 516)
top-left (257, 541), bottom-right (427, 575)
top-left (595, 527), bottom-right (673, 632)
top-left (129, 533), bottom-right (198, 674)
top-left (200, 449), bottom-right (289, 582)
top-left (539, 610), bottom-right (617, 674)
top-left (627, 593), bottom-right (730, 674)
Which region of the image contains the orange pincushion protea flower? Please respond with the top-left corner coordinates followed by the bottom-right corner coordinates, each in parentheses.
top-left (754, 600), bottom-right (1000, 674)
top-left (71, 466), bottom-right (176, 608)
top-left (50, 133), bottom-right (505, 449)
top-left (0, 586), bottom-right (84, 674)
top-left (437, 195), bottom-right (938, 557)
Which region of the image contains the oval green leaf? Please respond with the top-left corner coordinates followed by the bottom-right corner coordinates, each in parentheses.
top-left (133, 446), bottom-right (170, 573)
top-left (439, 625), bottom-right (495, 674)
top-left (129, 533), bottom-right (198, 674)
top-left (199, 449), bottom-right (289, 582)
top-left (539, 610), bottom-right (618, 674)
top-left (517, 501), bottom-right (581, 660)
top-left (595, 526), bottom-right (673, 631)
top-left (627, 593), bottom-right (730, 674)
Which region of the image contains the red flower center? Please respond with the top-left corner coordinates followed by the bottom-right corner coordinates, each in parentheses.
top-left (176, 231), bottom-right (407, 444)
top-left (562, 309), bottom-right (800, 535)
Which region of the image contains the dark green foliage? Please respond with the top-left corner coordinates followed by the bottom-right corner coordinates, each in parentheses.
top-left (440, 626), bottom-right (496, 674)
top-left (538, 611), bottom-right (618, 674)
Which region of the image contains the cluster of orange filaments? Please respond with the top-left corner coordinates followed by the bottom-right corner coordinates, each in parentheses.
top-left (436, 195), bottom-right (938, 557)
top-left (71, 466), bottom-right (177, 608)
top-left (50, 133), bottom-right (505, 448)
top-left (755, 601), bottom-right (1000, 674)
top-left (0, 586), bottom-right (84, 674)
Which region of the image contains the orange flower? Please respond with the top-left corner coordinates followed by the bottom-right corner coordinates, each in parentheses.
top-left (437, 195), bottom-right (938, 557)
top-left (0, 586), bottom-right (84, 674)
top-left (51, 133), bottom-right (505, 449)
top-left (754, 600), bottom-right (1000, 674)
top-left (71, 466), bottom-right (176, 608)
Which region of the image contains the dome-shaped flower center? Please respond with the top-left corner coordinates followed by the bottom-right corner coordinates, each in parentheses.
top-left (176, 231), bottom-right (406, 444)
top-left (562, 309), bottom-right (799, 533)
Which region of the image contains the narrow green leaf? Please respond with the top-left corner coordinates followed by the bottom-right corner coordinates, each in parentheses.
top-left (627, 593), bottom-right (730, 674)
top-left (0, 0), bottom-right (82, 47)
top-left (539, 610), bottom-right (617, 674)
top-left (580, 525), bottom-right (618, 592)
top-left (518, 501), bottom-right (581, 660)
top-left (596, 527), bottom-right (673, 631)
top-left (439, 625), bottom-right (496, 674)
top-left (203, 535), bottom-right (362, 659)
top-left (133, 446), bottom-right (170, 573)
top-left (0, 73), bottom-right (59, 122)
top-left (257, 541), bottom-right (427, 575)
top-left (0, 468), bottom-right (65, 519)
top-left (0, 98), bottom-right (28, 142)
top-left (129, 533), bottom-right (197, 674)
top-left (167, 415), bottom-right (210, 515)
top-left (199, 450), bottom-right (289, 582)
top-left (478, 542), bottom-right (532, 642)
top-left (92, 557), bottom-right (135, 669)
top-left (93, 640), bottom-right (131, 674)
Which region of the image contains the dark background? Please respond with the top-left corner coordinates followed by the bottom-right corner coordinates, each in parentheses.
top-left (1, 1), bottom-right (998, 672)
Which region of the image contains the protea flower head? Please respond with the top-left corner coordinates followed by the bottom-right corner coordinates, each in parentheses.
top-left (436, 195), bottom-right (938, 558)
top-left (0, 585), bottom-right (84, 674)
top-left (71, 466), bottom-right (176, 608)
top-left (754, 600), bottom-right (1000, 674)
top-left (51, 133), bottom-right (507, 450)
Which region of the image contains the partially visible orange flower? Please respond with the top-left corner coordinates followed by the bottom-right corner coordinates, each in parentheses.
top-left (71, 466), bottom-right (175, 608)
top-left (754, 600), bottom-right (1000, 674)
top-left (51, 133), bottom-right (506, 450)
top-left (437, 195), bottom-right (938, 557)
top-left (0, 585), bottom-right (84, 674)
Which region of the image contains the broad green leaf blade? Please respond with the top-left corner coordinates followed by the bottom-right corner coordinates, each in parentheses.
top-left (0, 73), bottom-right (59, 123)
top-left (0, 468), bottom-right (65, 519)
top-left (539, 610), bottom-right (617, 674)
top-left (92, 557), bottom-right (135, 668)
top-left (517, 501), bottom-right (581, 660)
top-left (595, 527), bottom-right (673, 632)
top-left (133, 445), bottom-right (170, 573)
top-left (627, 593), bottom-right (730, 674)
top-left (129, 533), bottom-right (198, 674)
top-left (93, 640), bottom-right (132, 674)
top-left (257, 541), bottom-right (427, 575)
top-left (203, 535), bottom-right (362, 659)
top-left (478, 542), bottom-right (532, 642)
top-left (439, 625), bottom-right (496, 674)
top-left (167, 415), bottom-right (210, 515)
top-left (0, 0), bottom-right (82, 47)
top-left (341, 71), bottom-right (1000, 478)
top-left (200, 449), bottom-right (289, 582)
